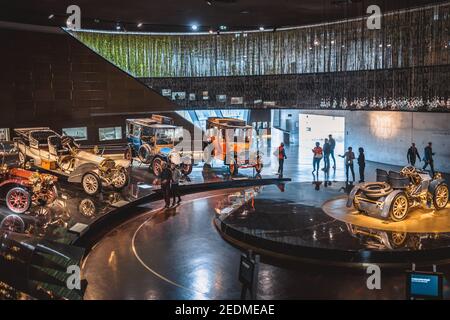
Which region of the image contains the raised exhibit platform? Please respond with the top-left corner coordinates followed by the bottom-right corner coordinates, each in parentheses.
top-left (214, 182), bottom-right (450, 267)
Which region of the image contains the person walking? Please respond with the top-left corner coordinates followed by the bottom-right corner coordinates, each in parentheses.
top-left (312, 142), bottom-right (323, 173)
top-left (322, 138), bottom-right (331, 171)
top-left (358, 147), bottom-right (366, 183)
top-left (277, 143), bottom-right (287, 176)
top-left (407, 143), bottom-right (421, 167)
top-left (159, 162), bottom-right (172, 209)
top-left (171, 163), bottom-right (182, 206)
top-left (340, 147), bottom-right (356, 182)
top-left (422, 142), bottom-right (435, 176)
top-left (329, 134), bottom-right (336, 169)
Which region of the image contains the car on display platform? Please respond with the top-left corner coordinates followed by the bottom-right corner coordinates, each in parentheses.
top-left (205, 117), bottom-right (263, 176)
top-left (0, 163), bottom-right (58, 214)
top-left (13, 128), bottom-right (130, 196)
top-left (347, 166), bottom-right (449, 221)
top-left (126, 115), bottom-right (193, 176)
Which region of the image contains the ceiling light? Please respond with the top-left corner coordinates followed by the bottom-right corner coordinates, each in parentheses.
top-left (314, 40), bottom-right (319, 46)
top-left (219, 25), bottom-right (227, 31)
top-left (48, 14), bottom-right (55, 20)
top-left (259, 26), bottom-right (265, 31)
top-left (94, 19), bottom-right (100, 23)
top-left (206, 0), bottom-right (212, 5)
top-left (209, 29), bottom-right (214, 34)
top-left (379, 44), bottom-right (383, 48)
top-left (191, 24), bottom-right (199, 31)
top-left (137, 22), bottom-right (143, 28)
top-left (331, 40), bottom-right (335, 44)
top-left (116, 23), bottom-right (121, 30)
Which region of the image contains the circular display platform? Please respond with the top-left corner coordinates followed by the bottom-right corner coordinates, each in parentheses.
top-left (322, 196), bottom-right (450, 233)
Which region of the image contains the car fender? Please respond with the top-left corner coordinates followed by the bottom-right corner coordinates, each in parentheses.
top-left (347, 184), bottom-right (362, 207)
top-left (380, 190), bottom-right (405, 219)
top-left (68, 163), bottom-right (98, 183)
top-left (428, 178), bottom-right (446, 194)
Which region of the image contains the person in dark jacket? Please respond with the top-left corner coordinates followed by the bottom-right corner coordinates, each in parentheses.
top-left (422, 142), bottom-right (435, 176)
top-left (329, 134), bottom-right (336, 169)
top-left (322, 138), bottom-right (331, 172)
top-left (277, 143), bottom-right (287, 176)
top-left (339, 147), bottom-right (356, 182)
top-left (358, 147), bottom-right (366, 183)
top-left (407, 143), bottom-right (421, 167)
top-left (159, 162), bottom-right (172, 209)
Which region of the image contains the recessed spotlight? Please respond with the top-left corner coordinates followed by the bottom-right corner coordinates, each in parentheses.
top-left (331, 40), bottom-right (335, 44)
top-left (209, 29), bottom-right (214, 34)
top-left (191, 24), bottom-right (199, 31)
top-left (206, 0), bottom-right (212, 5)
top-left (379, 44), bottom-right (383, 48)
top-left (137, 22), bottom-right (143, 28)
top-left (314, 40), bottom-right (319, 46)
top-left (259, 26), bottom-right (265, 31)
top-left (48, 14), bottom-right (55, 20)
top-left (116, 23), bottom-right (121, 30)
top-left (219, 25), bottom-right (227, 31)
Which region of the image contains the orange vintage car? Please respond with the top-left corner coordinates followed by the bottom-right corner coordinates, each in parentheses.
top-left (205, 117), bottom-right (263, 175)
top-left (0, 164), bottom-right (58, 214)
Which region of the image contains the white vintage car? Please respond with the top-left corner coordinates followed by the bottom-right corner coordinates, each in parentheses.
top-left (14, 128), bottom-right (130, 196)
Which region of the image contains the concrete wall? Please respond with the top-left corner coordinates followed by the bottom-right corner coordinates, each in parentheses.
top-left (295, 110), bottom-right (450, 173)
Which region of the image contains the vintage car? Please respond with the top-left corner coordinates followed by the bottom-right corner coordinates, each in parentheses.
top-left (205, 117), bottom-right (263, 175)
top-left (347, 166), bottom-right (449, 221)
top-left (14, 128), bottom-right (130, 196)
top-left (126, 115), bottom-right (193, 176)
top-left (0, 164), bottom-right (58, 214)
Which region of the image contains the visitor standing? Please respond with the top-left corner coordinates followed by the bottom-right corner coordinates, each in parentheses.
top-left (277, 143), bottom-right (287, 176)
top-left (358, 147), bottom-right (366, 183)
top-left (312, 142), bottom-right (323, 173)
top-left (159, 162), bottom-right (172, 209)
top-left (407, 143), bottom-right (421, 167)
top-left (171, 163), bottom-right (182, 206)
top-left (329, 134), bottom-right (336, 169)
top-left (422, 142), bottom-right (435, 176)
top-left (322, 138), bottom-right (331, 171)
top-left (339, 147), bottom-right (356, 182)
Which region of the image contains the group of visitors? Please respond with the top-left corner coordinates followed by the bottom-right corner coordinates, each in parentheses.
top-left (309, 134), bottom-right (365, 183)
top-left (158, 162), bottom-right (183, 209)
top-left (407, 142), bottom-right (436, 175)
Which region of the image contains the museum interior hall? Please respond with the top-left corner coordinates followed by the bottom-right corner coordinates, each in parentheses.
top-left (0, 0), bottom-right (449, 303)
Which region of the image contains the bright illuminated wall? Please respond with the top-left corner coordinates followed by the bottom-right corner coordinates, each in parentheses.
top-left (298, 110), bottom-right (450, 173)
top-left (71, 3), bottom-right (450, 78)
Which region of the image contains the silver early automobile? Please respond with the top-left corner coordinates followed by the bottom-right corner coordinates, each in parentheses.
top-left (347, 166), bottom-right (449, 221)
top-left (14, 128), bottom-right (130, 196)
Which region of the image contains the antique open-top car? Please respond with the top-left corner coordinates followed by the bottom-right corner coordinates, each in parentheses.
top-left (347, 166), bottom-right (449, 221)
top-left (0, 164), bottom-right (58, 214)
top-left (205, 117), bottom-right (263, 176)
top-left (126, 115), bottom-right (193, 176)
top-left (14, 128), bottom-right (130, 196)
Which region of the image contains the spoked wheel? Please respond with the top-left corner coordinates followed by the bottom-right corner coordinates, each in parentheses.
top-left (6, 187), bottom-right (32, 214)
top-left (388, 232), bottom-right (408, 248)
top-left (18, 151), bottom-right (27, 167)
top-left (35, 185), bottom-right (58, 206)
top-left (152, 158), bottom-right (164, 176)
top-left (0, 214), bottom-right (25, 233)
top-left (82, 172), bottom-right (101, 196)
top-left (180, 162), bottom-right (193, 176)
top-left (433, 183), bottom-right (449, 210)
top-left (34, 207), bottom-right (51, 229)
top-left (389, 193), bottom-right (409, 221)
top-left (113, 169), bottom-right (129, 190)
top-left (79, 199), bottom-right (96, 218)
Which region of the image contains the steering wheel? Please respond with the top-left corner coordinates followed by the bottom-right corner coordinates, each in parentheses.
top-left (400, 166), bottom-right (417, 176)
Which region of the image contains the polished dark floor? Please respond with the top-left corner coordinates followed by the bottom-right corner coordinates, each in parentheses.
top-left (81, 145), bottom-right (450, 300)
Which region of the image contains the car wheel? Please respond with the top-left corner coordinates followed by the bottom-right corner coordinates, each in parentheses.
top-left (433, 183), bottom-right (449, 210)
top-left (152, 158), bottom-right (164, 176)
top-left (113, 169), bottom-right (129, 190)
top-left (0, 214), bottom-right (25, 233)
top-left (82, 172), bottom-right (101, 196)
top-left (18, 151), bottom-right (27, 166)
top-left (389, 193), bottom-right (409, 221)
top-left (79, 198), bottom-right (97, 218)
top-left (180, 162), bottom-right (193, 175)
top-left (6, 187), bottom-right (32, 214)
top-left (388, 232), bottom-right (408, 248)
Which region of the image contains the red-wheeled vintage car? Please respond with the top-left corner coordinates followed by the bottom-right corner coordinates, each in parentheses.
top-left (0, 164), bottom-right (58, 214)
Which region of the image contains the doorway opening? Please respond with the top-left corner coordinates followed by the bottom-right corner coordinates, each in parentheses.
top-left (298, 114), bottom-right (345, 167)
